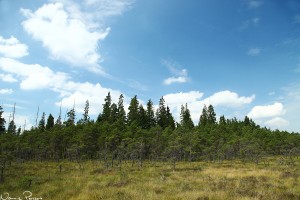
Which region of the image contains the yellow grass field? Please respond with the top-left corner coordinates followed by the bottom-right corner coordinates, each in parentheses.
top-left (0, 158), bottom-right (299, 200)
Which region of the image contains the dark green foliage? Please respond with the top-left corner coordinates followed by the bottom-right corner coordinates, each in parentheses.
top-left (65, 108), bottom-right (76, 127)
top-left (199, 105), bottom-right (208, 126)
top-left (102, 92), bottom-right (112, 122)
top-left (38, 112), bottom-right (46, 131)
top-left (145, 99), bottom-right (156, 129)
top-left (46, 114), bottom-right (54, 130)
top-left (0, 93), bottom-right (299, 165)
top-left (180, 103), bottom-right (194, 129)
top-left (0, 106), bottom-right (5, 134)
top-left (127, 95), bottom-right (139, 125)
top-left (7, 120), bottom-right (16, 135)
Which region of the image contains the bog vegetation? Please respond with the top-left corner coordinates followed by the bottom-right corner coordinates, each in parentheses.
top-left (0, 93), bottom-right (299, 199)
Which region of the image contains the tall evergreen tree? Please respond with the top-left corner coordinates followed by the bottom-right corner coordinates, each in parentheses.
top-left (207, 105), bottom-right (216, 125)
top-left (83, 100), bottom-right (90, 124)
top-left (199, 105), bottom-right (208, 126)
top-left (127, 95), bottom-right (139, 125)
top-left (65, 108), bottom-right (76, 126)
top-left (146, 99), bottom-right (156, 129)
top-left (7, 120), bottom-right (16, 135)
top-left (117, 94), bottom-right (126, 124)
top-left (46, 114), bottom-right (54, 130)
top-left (138, 104), bottom-right (147, 129)
top-left (0, 106), bottom-right (6, 134)
top-left (166, 106), bottom-right (175, 130)
top-left (219, 115), bottom-right (226, 125)
top-left (157, 97), bottom-right (168, 129)
top-left (102, 92), bottom-right (112, 122)
top-left (110, 103), bottom-right (118, 123)
top-left (38, 112), bottom-right (46, 130)
top-left (180, 103), bottom-right (194, 129)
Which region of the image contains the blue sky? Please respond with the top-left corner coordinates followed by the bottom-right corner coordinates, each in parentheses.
top-left (0, 0), bottom-right (299, 132)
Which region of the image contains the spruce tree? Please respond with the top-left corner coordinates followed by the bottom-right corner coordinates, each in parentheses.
top-left (117, 94), bottom-right (126, 124)
top-left (207, 105), bottom-right (216, 125)
top-left (83, 100), bottom-right (90, 124)
top-left (127, 95), bottom-right (139, 125)
top-left (146, 99), bottom-right (156, 129)
top-left (157, 97), bottom-right (167, 129)
top-left (38, 112), bottom-right (46, 130)
top-left (65, 108), bottom-right (76, 126)
top-left (102, 92), bottom-right (112, 122)
top-left (46, 114), bottom-right (54, 130)
top-left (199, 105), bottom-right (208, 126)
top-left (180, 103), bottom-right (194, 129)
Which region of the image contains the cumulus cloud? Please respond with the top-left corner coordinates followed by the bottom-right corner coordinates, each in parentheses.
top-left (162, 90), bottom-right (254, 124)
top-left (247, 102), bottom-right (286, 119)
top-left (21, 0), bottom-right (133, 76)
top-left (0, 74), bottom-right (18, 83)
top-left (162, 59), bottom-right (189, 85)
top-left (0, 89), bottom-right (13, 95)
top-left (0, 58), bottom-right (70, 90)
top-left (265, 117), bottom-right (289, 129)
top-left (247, 48), bottom-right (261, 56)
top-left (203, 91), bottom-right (255, 108)
top-left (0, 57), bottom-right (124, 116)
top-left (0, 36), bottom-right (28, 58)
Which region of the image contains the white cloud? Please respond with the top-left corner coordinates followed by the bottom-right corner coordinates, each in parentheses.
top-left (162, 59), bottom-right (189, 85)
top-left (247, 102), bottom-right (286, 119)
top-left (247, 0), bottom-right (263, 9)
top-left (164, 91), bottom-right (204, 106)
top-left (0, 74), bottom-right (18, 83)
top-left (0, 57), bottom-right (124, 116)
top-left (265, 117), bottom-right (289, 129)
top-left (0, 88), bottom-right (13, 94)
top-left (0, 58), bottom-right (70, 90)
top-left (21, 1), bottom-right (133, 76)
top-left (163, 76), bottom-right (187, 85)
top-left (162, 90), bottom-right (254, 124)
top-left (247, 48), bottom-right (261, 56)
top-left (203, 90), bottom-right (255, 107)
top-left (0, 36), bottom-right (28, 58)
top-left (239, 18), bottom-right (260, 30)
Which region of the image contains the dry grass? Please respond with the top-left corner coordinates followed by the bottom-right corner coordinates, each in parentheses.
top-left (0, 158), bottom-right (299, 200)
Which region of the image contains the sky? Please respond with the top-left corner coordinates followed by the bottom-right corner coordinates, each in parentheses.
top-left (0, 0), bottom-right (300, 132)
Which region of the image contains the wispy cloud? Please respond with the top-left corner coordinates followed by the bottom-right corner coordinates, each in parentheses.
top-left (239, 18), bottom-right (260, 30)
top-left (294, 14), bottom-right (300, 23)
top-left (247, 47), bottom-right (261, 56)
top-left (127, 79), bottom-right (148, 91)
top-left (162, 59), bottom-right (189, 85)
top-left (246, 0), bottom-right (263, 9)
top-left (0, 88), bottom-right (13, 95)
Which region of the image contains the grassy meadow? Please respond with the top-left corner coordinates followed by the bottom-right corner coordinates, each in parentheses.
top-left (0, 158), bottom-right (299, 200)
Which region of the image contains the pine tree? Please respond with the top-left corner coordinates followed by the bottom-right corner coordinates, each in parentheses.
top-left (219, 115), bottom-right (226, 125)
top-left (146, 99), bottom-right (156, 129)
top-left (207, 105), bottom-right (216, 125)
top-left (46, 114), bottom-right (54, 130)
top-left (102, 92), bottom-right (112, 122)
top-left (38, 112), bottom-right (46, 130)
top-left (199, 105), bottom-right (208, 126)
top-left (127, 95), bottom-right (139, 125)
top-left (0, 106), bottom-right (6, 134)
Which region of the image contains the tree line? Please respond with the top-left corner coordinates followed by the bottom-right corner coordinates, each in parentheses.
top-left (0, 92), bottom-right (300, 169)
